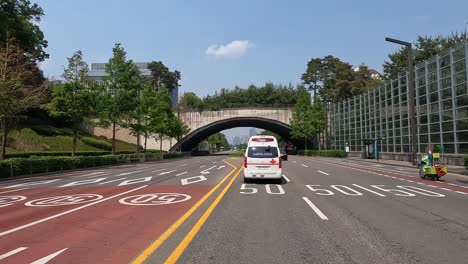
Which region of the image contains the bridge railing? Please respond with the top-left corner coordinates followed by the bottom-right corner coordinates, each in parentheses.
top-left (182, 105), bottom-right (294, 112)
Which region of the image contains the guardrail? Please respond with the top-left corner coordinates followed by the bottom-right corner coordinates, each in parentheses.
top-left (0, 152), bottom-right (185, 178)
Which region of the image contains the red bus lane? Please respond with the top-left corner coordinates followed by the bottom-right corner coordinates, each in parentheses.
top-left (0, 185), bottom-right (213, 263)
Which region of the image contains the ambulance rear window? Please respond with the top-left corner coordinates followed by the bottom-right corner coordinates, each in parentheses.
top-left (247, 147), bottom-right (278, 158)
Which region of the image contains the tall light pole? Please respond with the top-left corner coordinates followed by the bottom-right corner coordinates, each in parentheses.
top-left (385, 37), bottom-right (417, 165)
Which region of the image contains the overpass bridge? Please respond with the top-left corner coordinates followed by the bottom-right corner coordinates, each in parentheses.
top-left (93, 107), bottom-right (298, 151)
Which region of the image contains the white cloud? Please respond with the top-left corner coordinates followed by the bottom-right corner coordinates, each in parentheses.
top-left (206, 40), bottom-right (254, 58)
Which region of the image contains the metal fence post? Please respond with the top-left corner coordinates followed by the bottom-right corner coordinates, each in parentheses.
top-left (10, 161), bottom-right (13, 178)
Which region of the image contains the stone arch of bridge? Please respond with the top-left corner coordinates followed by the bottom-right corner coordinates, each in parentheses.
top-left (170, 116), bottom-right (306, 152)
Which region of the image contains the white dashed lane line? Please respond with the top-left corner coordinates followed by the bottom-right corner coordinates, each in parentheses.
top-left (301, 164), bottom-right (309, 168)
top-left (282, 175), bottom-right (291, 182)
top-left (176, 171), bottom-right (188, 177)
top-left (158, 169), bottom-right (177, 175)
top-left (98, 178), bottom-right (127, 185)
top-left (302, 197), bottom-right (328, 220)
top-left (318, 170), bottom-right (330, 176)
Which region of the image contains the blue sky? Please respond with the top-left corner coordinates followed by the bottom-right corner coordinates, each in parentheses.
top-left (35, 0), bottom-right (468, 143)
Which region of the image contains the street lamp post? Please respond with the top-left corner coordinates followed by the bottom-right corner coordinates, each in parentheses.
top-left (385, 37), bottom-right (417, 165)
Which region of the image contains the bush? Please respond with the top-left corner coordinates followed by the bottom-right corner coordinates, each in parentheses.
top-left (0, 152), bottom-right (185, 178)
top-left (81, 137), bottom-right (112, 151)
top-left (229, 150), bottom-right (245, 157)
top-left (464, 155), bottom-right (468, 169)
top-left (31, 126), bottom-right (74, 136)
top-left (299, 149), bottom-right (346, 158)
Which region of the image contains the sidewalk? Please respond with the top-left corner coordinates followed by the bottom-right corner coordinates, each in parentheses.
top-left (345, 157), bottom-right (468, 175)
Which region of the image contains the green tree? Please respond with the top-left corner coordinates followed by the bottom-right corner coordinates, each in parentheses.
top-left (290, 88), bottom-right (315, 151)
top-left (46, 50), bottom-right (93, 156)
top-left (147, 61), bottom-right (181, 91)
top-left (0, 38), bottom-right (46, 159)
top-left (310, 97), bottom-right (326, 150)
top-left (148, 88), bottom-right (175, 158)
top-left (96, 43), bottom-right (140, 154)
top-left (179, 92), bottom-right (203, 111)
top-left (383, 33), bottom-right (467, 79)
top-left (0, 0), bottom-right (48, 61)
top-left (207, 132), bottom-right (228, 152)
top-left (301, 58), bottom-right (323, 99)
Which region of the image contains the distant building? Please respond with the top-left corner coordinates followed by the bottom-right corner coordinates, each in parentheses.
top-left (353, 66), bottom-right (383, 80)
top-left (87, 62), bottom-right (178, 106)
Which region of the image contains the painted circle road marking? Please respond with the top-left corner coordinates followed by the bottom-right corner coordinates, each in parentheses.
top-left (119, 193), bottom-right (191, 206)
top-left (0, 196), bottom-right (27, 207)
top-left (25, 194), bottom-right (103, 207)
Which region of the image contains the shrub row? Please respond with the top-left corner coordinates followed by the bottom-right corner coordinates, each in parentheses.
top-left (298, 149), bottom-right (346, 158)
top-left (0, 152), bottom-right (184, 178)
top-left (81, 137), bottom-right (112, 151)
top-left (464, 155), bottom-right (468, 169)
top-left (5, 150), bottom-right (167, 159)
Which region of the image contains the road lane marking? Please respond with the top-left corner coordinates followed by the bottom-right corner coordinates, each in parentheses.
top-left (200, 166), bottom-right (216, 174)
top-left (282, 175), bottom-right (290, 182)
top-left (0, 186), bottom-right (147, 237)
top-left (292, 161), bottom-right (297, 163)
top-left (352, 184), bottom-right (386, 197)
top-left (98, 178), bottom-right (127, 185)
top-left (455, 191), bottom-right (467, 194)
top-left (176, 171), bottom-right (188, 177)
top-left (81, 172), bottom-right (112, 178)
top-left (0, 188), bottom-right (28, 194)
top-left (118, 177), bottom-right (152, 186)
top-left (181, 176), bottom-right (207, 185)
top-left (318, 170), bottom-right (329, 175)
top-left (212, 161), bottom-right (217, 163)
top-left (217, 165), bottom-right (226, 170)
top-left (131, 160), bottom-right (238, 264)
top-left (31, 248), bottom-right (68, 264)
top-left (302, 197), bottom-right (328, 220)
top-left (118, 170), bottom-right (143, 176)
top-left (6, 179), bottom-right (61, 188)
top-left (301, 164), bottom-right (309, 167)
top-left (60, 177), bottom-right (107, 187)
top-left (75, 171), bottom-right (108, 178)
top-left (0, 247), bottom-right (28, 260)
top-left (199, 165), bottom-right (206, 168)
top-left (152, 169), bottom-right (166, 173)
top-left (164, 166), bottom-right (243, 264)
top-left (158, 169), bottom-right (177, 175)
top-left (180, 163), bottom-right (188, 167)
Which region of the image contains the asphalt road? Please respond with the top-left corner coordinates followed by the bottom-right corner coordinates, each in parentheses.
top-left (0, 155), bottom-right (467, 263)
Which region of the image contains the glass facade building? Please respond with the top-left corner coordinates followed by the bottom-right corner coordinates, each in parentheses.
top-left (330, 40), bottom-right (468, 156)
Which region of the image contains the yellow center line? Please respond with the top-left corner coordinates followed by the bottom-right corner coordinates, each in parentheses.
top-left (164, 165), bottom-right (244, 264)
top-left (131, 159), bottom-right (239, 264)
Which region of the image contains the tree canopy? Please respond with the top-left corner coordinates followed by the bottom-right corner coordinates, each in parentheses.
top-left (383, 33), bottom-right (467, 79)
top-left (0, 0), bottom-right (48, 61)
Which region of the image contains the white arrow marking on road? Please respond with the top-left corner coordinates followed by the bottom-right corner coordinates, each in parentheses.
top-left (0, 188), bottom-right (28, 194)
top-left (282, 175), bottom-right (291, 182)
top-left (31, 248), bottom-right (68, 264)
top-left (98, 178), bottom-right (127, 185)
top-left (158, 170), bottom-right (177, 175)
top-left (0, 247), bottom-right (28, 260)
top-left (118, 177), bottom-right (152, 186)
top-left (301, 164), bottom-right (309, 167)
top-left (200, 166), bottom-right (216, 174)
top-left (118, 170), bottom-right (143, 176)
top-left (318, 170), bottom-right (329, 175)
top-left (176, 171), bottom-right (187, 176)
top-left (0, 186), bottom-right (147, 237)
top-left (302, 197), bottom-right (328, 220)
top-left (181, 176), bottom-right (207, 185)
top-left (217, 165), bottom-right (226, 170)
top-left (60, 178), bottom-right (107, 187)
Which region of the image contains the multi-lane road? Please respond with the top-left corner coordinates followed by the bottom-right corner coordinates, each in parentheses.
top-left (0, 155), bottom-right (467, 263)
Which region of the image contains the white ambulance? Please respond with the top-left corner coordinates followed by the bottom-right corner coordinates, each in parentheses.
top-left (243, 136), bottom-right (282, 183)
